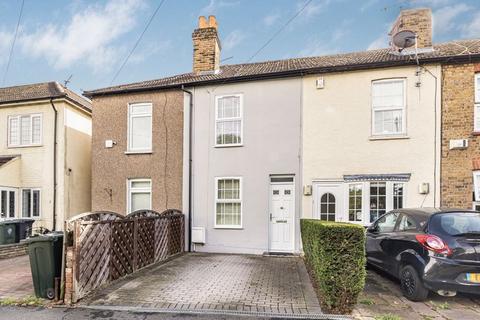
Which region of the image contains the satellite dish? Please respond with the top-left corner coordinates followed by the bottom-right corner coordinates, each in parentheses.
top-left (392, 30), bottom-right (416, 50)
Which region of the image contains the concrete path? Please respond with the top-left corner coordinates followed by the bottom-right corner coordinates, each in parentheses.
top-left (353, 268), bottom-right (480, 320)
top-left (0, 255), bottom-right (34, 299)
top-left (81, 253), bottom-right (325, 318)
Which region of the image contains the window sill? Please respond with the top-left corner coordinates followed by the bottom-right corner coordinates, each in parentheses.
top-left (8, 144), bottom-right (43, 149)
top-left (214, 226), bottom-right (243, 230)
top-left (472, 132), bottom-right (480, 136)
top-left (124, 150), bottom-right (153, 155)
top-left (214, 144), bottom-right (244, 148)
top-left (369, 135), bottom-right (409, 141)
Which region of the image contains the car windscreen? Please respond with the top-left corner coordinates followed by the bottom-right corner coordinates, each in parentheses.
top-left (429, 212), bottom-right (480, 236)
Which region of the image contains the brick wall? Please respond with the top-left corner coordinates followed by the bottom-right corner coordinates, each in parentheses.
top-left (441, 63), bottom-right (480, 208)
top-left (390, 8), bottom-right (432, 48)
top-left (192, 16), bottom-right (220, 73)
top-left (0, 242), bottom-right (28, 259)
top-left (64, 246), bottom-right (74, 304)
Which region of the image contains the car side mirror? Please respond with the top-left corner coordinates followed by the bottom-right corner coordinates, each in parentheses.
top-left (367, 225), bottom-right (378, 233)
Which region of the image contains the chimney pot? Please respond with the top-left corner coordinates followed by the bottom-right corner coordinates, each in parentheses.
top-left (208, 15), bottom-right (218, 29)
top-left (198, 16), bottom-right (208, 28)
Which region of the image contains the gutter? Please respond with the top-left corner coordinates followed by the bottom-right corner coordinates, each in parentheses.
top-left (84, 53), bottom-right (480, 98)
top-left (181, 85), bottom-right (193, 252)
top-left (50, 98), bottom-right (58, 231)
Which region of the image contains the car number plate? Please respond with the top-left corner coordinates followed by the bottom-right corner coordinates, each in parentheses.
top-left (466, 273), bottom-right (480, 283)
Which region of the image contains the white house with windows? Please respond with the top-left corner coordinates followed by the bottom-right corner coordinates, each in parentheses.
top-left (0, 82), bottom-right (92, 231)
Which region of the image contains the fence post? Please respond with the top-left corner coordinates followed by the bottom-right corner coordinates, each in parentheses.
top-left (133, 217), bottom-right (138, 272)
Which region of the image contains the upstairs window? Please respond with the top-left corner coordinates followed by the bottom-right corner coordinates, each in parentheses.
top-left (475, 74), bottom-right (480, 131)
top-left (215, 95), bottom-right (242, 146)
top-left (372, 79), bottom-right (406, 136)
top-left (8, 114), bottom-right (42, 147)
top-left (128, 103), bottom-right (152, 152)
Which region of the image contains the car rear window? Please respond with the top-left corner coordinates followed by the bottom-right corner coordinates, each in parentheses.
top-left (429, 212), bottom-right (480, 236)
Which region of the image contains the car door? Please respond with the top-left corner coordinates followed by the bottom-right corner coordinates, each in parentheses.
top-left (366, 211), bottom-right (400, 271)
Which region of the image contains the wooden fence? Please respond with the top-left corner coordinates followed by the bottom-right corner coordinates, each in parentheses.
top-left (66, 209), bottom-right (184, 302)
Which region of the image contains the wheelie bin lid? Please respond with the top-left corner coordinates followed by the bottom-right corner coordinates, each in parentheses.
top-left (0, 220), bottom-right (17, 225)
top-left (25, 231), bottom-right (64, 243)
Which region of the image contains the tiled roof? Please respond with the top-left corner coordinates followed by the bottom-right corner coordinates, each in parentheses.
top-left (0, 155), bottom-right (19, 168)
top-left (85, 39), bottom-right (480, 97)
top-left (0, 82), bottom-right (91, 112)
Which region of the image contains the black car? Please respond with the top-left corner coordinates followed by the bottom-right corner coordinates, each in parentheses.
top-left (366, 208), bottom-right (480, 301)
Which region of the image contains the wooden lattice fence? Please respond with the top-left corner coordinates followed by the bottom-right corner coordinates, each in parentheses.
top-left (67, 209), bottom-right (184, 301)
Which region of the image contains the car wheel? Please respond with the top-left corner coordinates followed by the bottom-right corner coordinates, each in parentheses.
top-left (400, 265), bottom-right (429, 301)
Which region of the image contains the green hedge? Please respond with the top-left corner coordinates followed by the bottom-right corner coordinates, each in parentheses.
top-left (301, 219), bottom-right (366, 314)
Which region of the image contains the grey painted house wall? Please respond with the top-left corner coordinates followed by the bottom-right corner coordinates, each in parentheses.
top-left (188, 77), bottom-right (302, 254)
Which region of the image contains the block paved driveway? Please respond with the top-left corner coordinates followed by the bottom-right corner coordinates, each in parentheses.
top-left (82, 253), bottom-right (325, 318)
top-left (0, 255), bottom-right (34, 299)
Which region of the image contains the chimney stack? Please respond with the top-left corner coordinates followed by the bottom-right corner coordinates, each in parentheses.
top-left (389, 8), bottom-right (432, 49)
top-left (192, 15), bottom-right (221, 74)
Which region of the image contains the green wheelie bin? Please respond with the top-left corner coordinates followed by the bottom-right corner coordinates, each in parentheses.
top-left (0, 221), bottom-right (17, 245)
top-left (26, 232), bottom-right (64, 299)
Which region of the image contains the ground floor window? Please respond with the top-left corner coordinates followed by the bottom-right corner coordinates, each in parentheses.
top-left (320, 192), bottom-right (336, 221)
top-left (0, 188), bottom-right (16, 218)
top-left (348, 184), bottom-right (363, 222)
top-left (22, 188), bottom-right (40, 218)
top-left (370, 182), bottom-right (387, 222)
top-left (215, 177), bottom-right (242, 228)
top-left (127, 179), bottom-right (151, 213)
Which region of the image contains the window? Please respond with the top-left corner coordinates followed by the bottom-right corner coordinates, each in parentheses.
top-left (128, 103), bottom-right (152, 152)
top-left (320, 193), bottom-right (336, 221)
top-left (398, 214), bottom-right (417, 231)
top-left (372, 79), bottom-right (406, 135)
top-left (127, 179), bottom-right (151, 213)
top-left (393, 183), bottom-right (404, 209)
top-left (370, 182), bottom-right (386, 222)
top-left (348, 184), bottom-right (362, 222)
top-left (475, 74), bottom-right (480, 131)
top-left (375, 212), bottom-right (399, 233)
top-left (215, 177), bottom-right (242, 228)
top-left (8, 114), bottom-right (42, 147)
top-left (474, 171), bottom-right (480, 202)
top-left (21, 189), bottom-right (40, 218)
top-left (215, 95), bottom-right (242, 146)
top-left (0, 189), bottom-right (16, 219)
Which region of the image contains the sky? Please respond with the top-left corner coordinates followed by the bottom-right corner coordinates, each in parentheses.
top-left (0, 0), bottom-right (479, 94)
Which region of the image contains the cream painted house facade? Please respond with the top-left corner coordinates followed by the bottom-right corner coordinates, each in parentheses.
top-left (0, 82), bottom-right (92, 231)
top-left (302, 65), bottom-right (441, 226)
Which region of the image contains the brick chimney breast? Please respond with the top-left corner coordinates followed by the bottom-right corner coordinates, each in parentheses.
top-left (192, 15), bottom-right (221, 74)
top-left (389, 8), bottom-right (432, 49)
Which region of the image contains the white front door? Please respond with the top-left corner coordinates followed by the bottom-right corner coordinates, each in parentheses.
top-left (269, 180), bottom-right (295, 252)
top-left (313, 183), bottom-right (344, 222)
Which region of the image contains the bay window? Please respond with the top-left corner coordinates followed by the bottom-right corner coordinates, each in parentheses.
top-left (8, 114), bottom-right (42, 147)
top-left (215, 177), bottom-right (242, 228)
top-left (215, 95), bottom-right (243, 146)
top-left (372, 79), bottom-right (406, 136)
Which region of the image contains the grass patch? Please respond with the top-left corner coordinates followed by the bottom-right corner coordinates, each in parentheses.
top-left (359, 298), bottom-right (376, 305)
top-left (374, 314), bottom-right (402, 320)
top-left (0, 296), bottom-right (45, 307)
top-left (430, 301), bottom-right (450, 310)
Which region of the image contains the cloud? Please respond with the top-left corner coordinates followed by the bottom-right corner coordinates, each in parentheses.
top-left (19, 0), bottom-right (144, 72)
top-left (298, 40), bottom-right (338, 57)
top-left (222, 30), bottom-right (246, 51)
top-left (433, 4), bottom-right (470, 35)
top-left (263, 12), bottom-right (281, 27)
top-left (298, 0), bottom-right (331, 19)
top-left (360, 0), bottom-right (379, 12)
top-left (367, 34), bottom-right (389, 50)
top-left (200, 0), bottom-right (239, 15)
top-left (461, 11), bottom-right (480, 38)
top-left (0, 30), bottom-right (13, 65)
top-left (129, 41), bottom-right (172, 64)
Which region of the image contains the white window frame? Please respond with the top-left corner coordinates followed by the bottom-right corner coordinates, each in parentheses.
top-left (127, 102), bottom-right (152, 153)
top-left (214, 94), bottom-right (243, 147)
top-left (21, 188), bottom-right (41, 219)
top-left (214, 176), bottom-right (243, 229)
top-left (343, 181), bottom-right (407, 225)
top-left (7, 113), bottom-right (43, 147)
top-left (473, 171), bottom-right (480, 202)
top-left (127, 178), bottom-right (152, 213)
top-left (0, 188), bottom-right (17, 219)
top-left (347, 183), bottom-right (363, 223)
top-left (474, 74), bottom-right (480, 132)
top-left (371, 79), bottom-right (407, 136)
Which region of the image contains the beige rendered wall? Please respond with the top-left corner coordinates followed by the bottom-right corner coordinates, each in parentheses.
top-left (302, 65), bottom-right (442, 220)
top-left (0, 100), bottom-right (57, 229)
top-left (91, 90), bottom-right (184, 215)
top-left (62, 104), bottom-right (92, 221)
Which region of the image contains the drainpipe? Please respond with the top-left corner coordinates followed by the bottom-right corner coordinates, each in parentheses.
top-left (181, 86), bottom-right (193, 252)
top-left (50, 98), bottom-right (58, 231)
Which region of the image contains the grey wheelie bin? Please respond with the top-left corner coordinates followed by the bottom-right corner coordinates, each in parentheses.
top-left (0, 221), bottom-right (16, 245)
